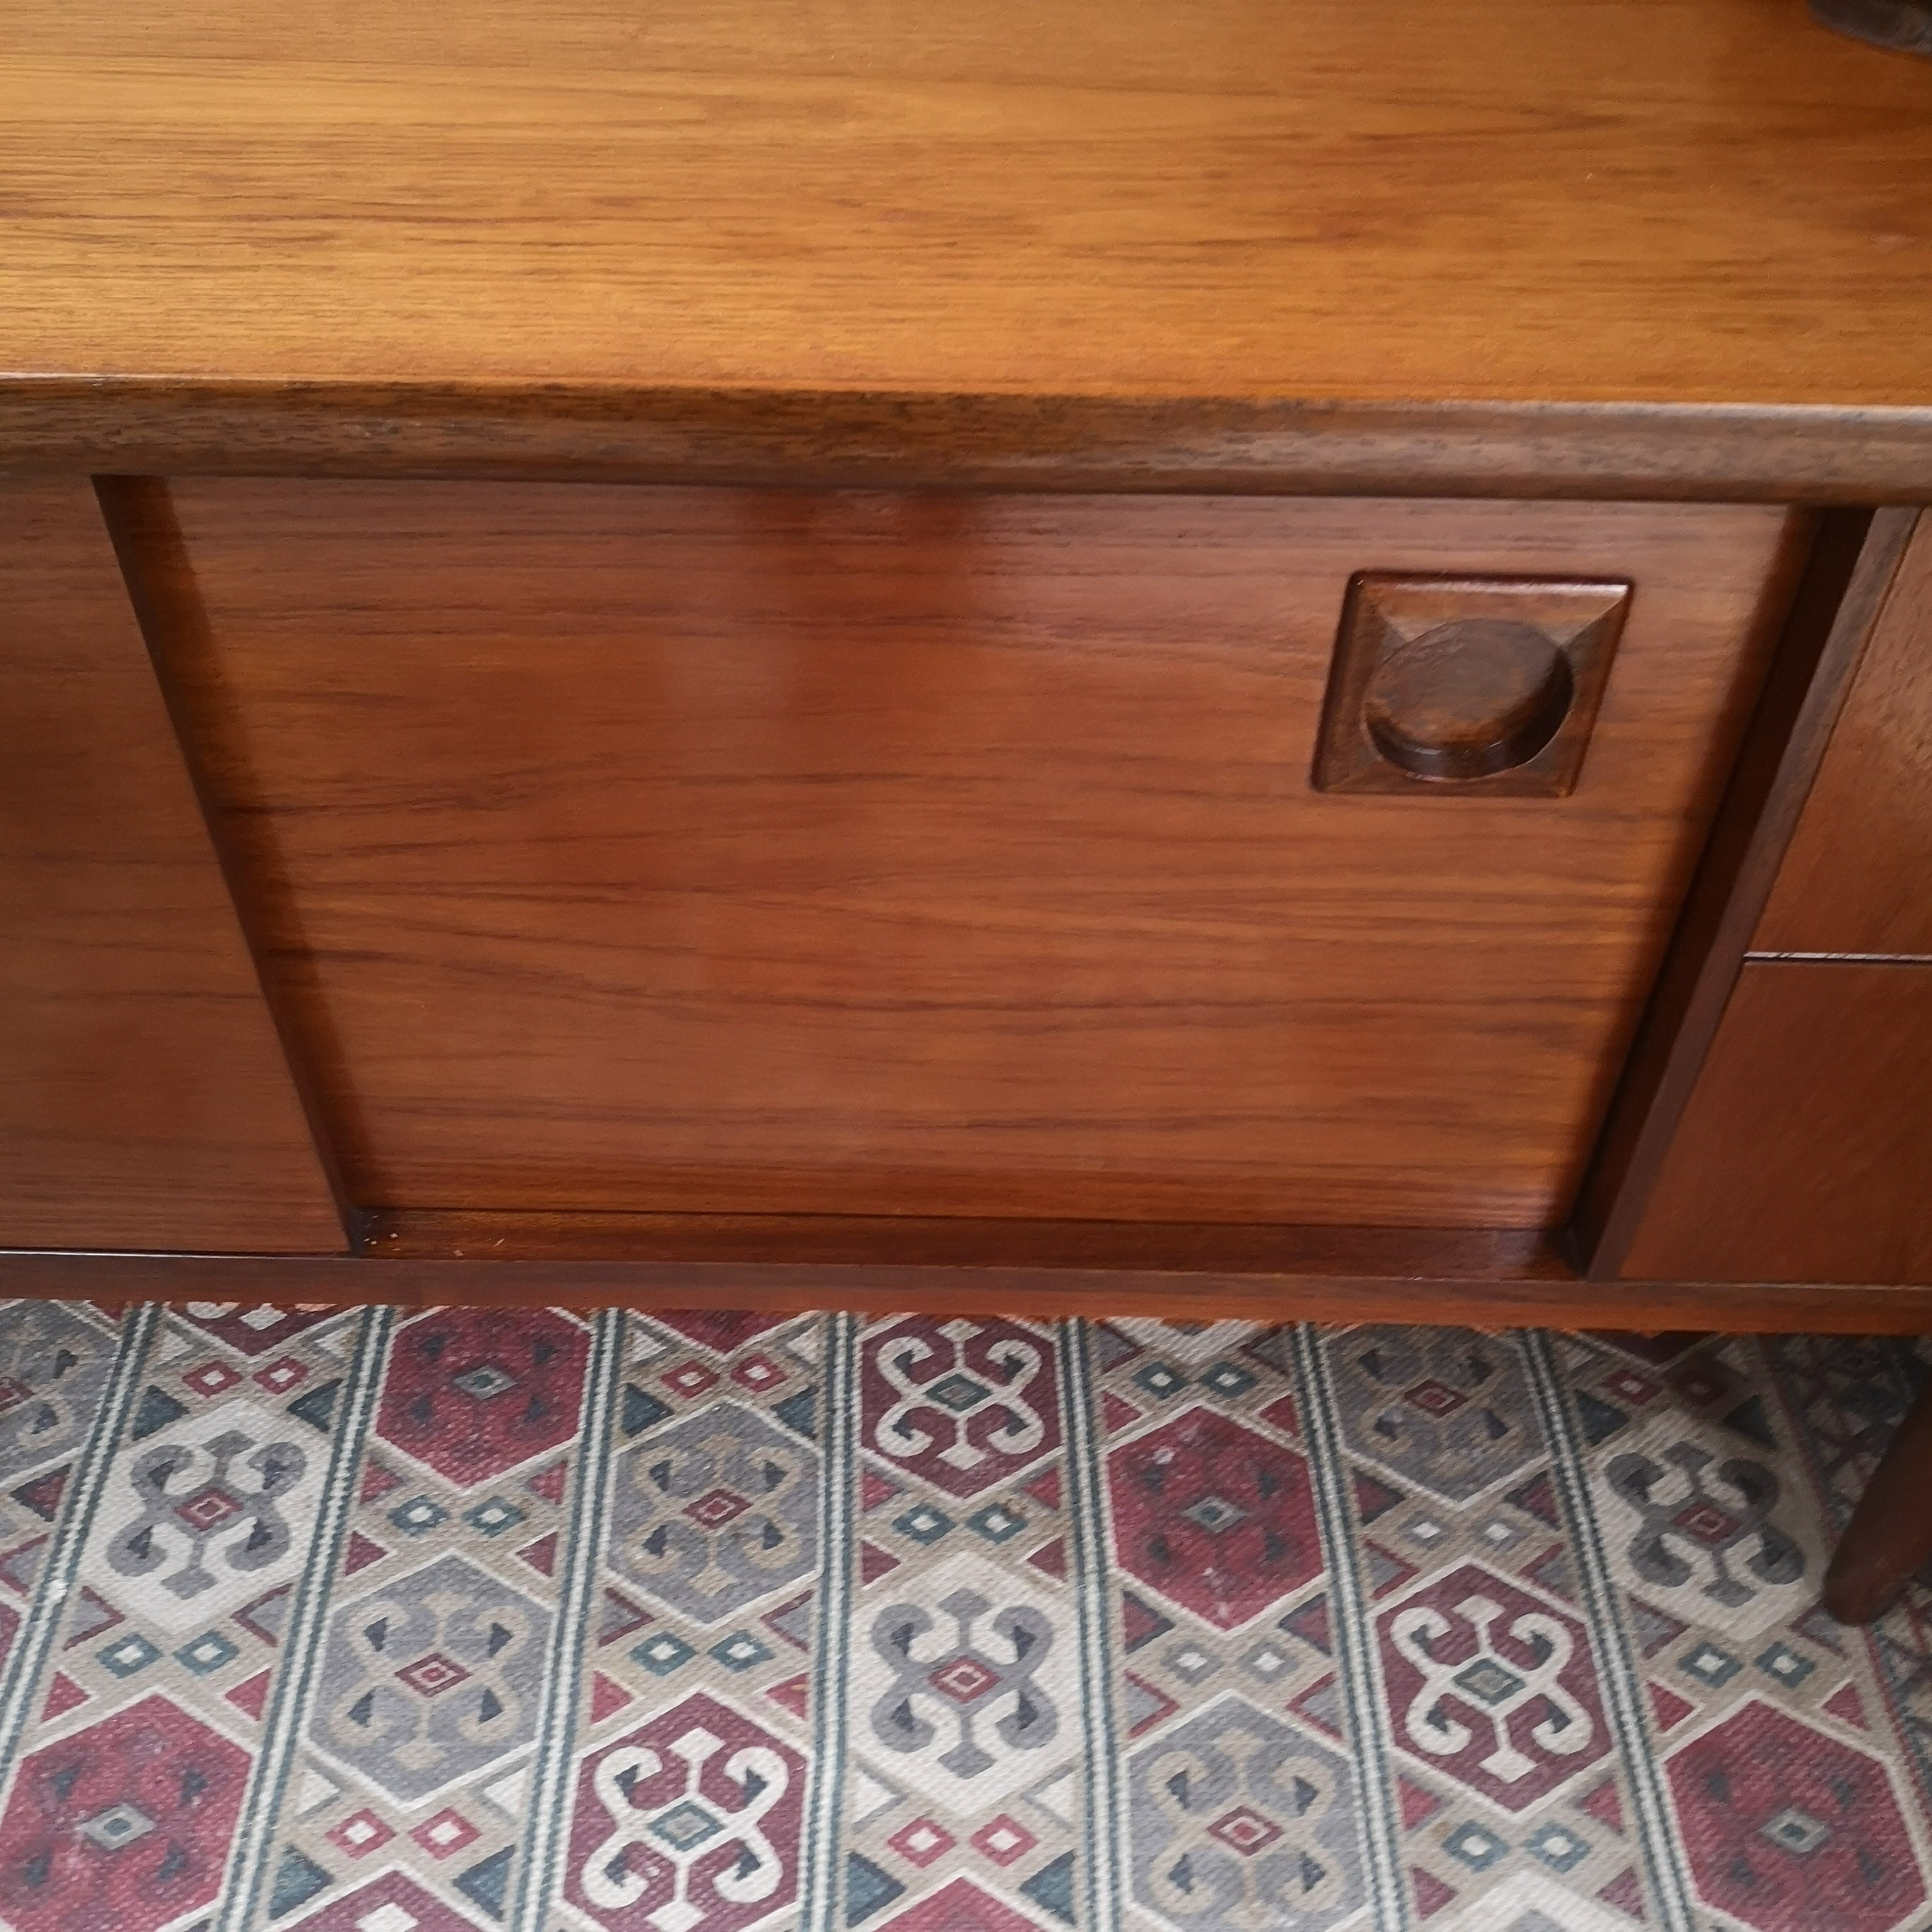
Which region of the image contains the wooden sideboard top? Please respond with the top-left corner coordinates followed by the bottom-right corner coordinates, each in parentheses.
top-left (4, 0), bottom-right (1932, 489)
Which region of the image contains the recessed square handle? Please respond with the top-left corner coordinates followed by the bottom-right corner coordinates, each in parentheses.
top-left (1312, 573), bottom-right (1633, 796)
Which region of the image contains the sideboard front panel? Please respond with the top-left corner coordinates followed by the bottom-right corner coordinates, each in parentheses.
top-left (158, 482), bottom-right (1801, 1228)
top-left (1756, 515), bottom-right (1932, 958)
top-left (1621, 960), bottom-right (1932, 1285)
top-left (0, 479), bottom-right (343, 1251)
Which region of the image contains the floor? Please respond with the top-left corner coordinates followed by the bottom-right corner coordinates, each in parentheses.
top-left (0, 1306), bottom-right (1926, 1932)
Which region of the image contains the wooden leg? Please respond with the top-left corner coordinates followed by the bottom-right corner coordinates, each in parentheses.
top-left (1823, 1373), bottom-right (1932, 1623)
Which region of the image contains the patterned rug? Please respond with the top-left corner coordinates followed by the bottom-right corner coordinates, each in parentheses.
top-left (0, 1304), bottom-right (1926, 1932)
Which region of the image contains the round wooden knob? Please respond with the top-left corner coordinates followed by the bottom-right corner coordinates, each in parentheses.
top-left (1362, 618), bottom-right (1575, 782)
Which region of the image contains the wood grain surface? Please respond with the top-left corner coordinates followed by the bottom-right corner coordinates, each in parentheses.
top-left (360, 1213), bottom-right (1565, 1275)
top-left (1621, 960), bottom-right (1932, 1284)
top-left (1757, 515), bottom-right (1932, 956)
top-left (9, 391), bottom-right (1932, 504)
top-left (2, 0), bottom-right (1929, 417)
top-left (0, 479), bottom-right (344, 1251)
top-left (153, 480), bottom-right (1801, 1228)
top-left (8, 1241), bottom-right (1932, 1336)
top-left (1570, 510), bottom-right (1919, 1275)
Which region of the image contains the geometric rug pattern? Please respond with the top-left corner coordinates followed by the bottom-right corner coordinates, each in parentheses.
top-left (0, 1302), bottom-right (1926, 1932)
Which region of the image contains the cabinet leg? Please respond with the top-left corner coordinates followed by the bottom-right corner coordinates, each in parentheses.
top-left (1824, 1373), bottom-right (1932, 1624)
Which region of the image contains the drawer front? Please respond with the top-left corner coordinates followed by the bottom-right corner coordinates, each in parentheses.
top-left (0, 480), bottom-right (340, 1252)
top-left (157, 482), bottom-right (1801, 1228)
top-left (1755, 514), bottom-right (1932, 957)
top-left (1621, 961), bottom-right (1932, 1284)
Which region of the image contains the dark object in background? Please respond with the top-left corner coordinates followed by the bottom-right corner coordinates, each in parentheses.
top-left (1811, 0), bottom-right (1932, 55)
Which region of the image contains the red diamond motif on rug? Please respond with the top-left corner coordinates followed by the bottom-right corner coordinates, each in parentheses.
top-left (928, 1655), bottom-right (1001, 1705)
top-left (394, 1650), bottom-right (472, 1698)
top-left (326, 1810), bottom-right (395, 1858)
top-left (1109, 1408), bottom-right (1323, 1630)
top-left (252, 1356), bottom-right (309, 1395)
top-left (411, 1808), bottom-right (480, 1859)
top-left (173, 1484), bottom-right (242, 1532)
top-left (1207, 1803), bottom-right (1284, 1856)
top-left (888, 1818), bottom-right (955, 1868)
top-left (0, 1694), bottom-right (250, 1932)
top-left (684, 1486), bottom-right (751, 1528)
top-left (662, 1360), bottom-right (722, 1398)
top-left (11, 1468), bottom-right (66, 1522)
top-left (1669, 1703), bottom-right (1927, 1932)
top-left (377, 1308), bottom-right (588, 1489)
top-left (969, 1815), bottom-right (1037, 1866)
top-left (181, 1361), bottom-right (243, 1398)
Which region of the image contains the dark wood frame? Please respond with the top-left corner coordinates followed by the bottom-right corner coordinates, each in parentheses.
top-left (0, 432), bottom-right (1925, 1339)
top-left (10, 1239), bottom-right (1932, 1335)
top-left (4, 386), bottom-right (1931, 504)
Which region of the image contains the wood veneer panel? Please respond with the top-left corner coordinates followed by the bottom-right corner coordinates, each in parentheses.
top-left (1757, 518), bottom-right (1932, 958)
top-left (3, 0), bottom-right (1930, 417)
top-left (167, 482), bottom-right (1799, 1228)
top-left (1570, 509), bottom-right (1917, 1275)
top-left (1621, 962), bottom-right (1932, 1285)
top-left (0, 479), bottom-right (343, 1251)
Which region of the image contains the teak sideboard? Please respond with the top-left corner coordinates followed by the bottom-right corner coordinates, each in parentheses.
top-left (5, 0), bottom-right (1932, 1376)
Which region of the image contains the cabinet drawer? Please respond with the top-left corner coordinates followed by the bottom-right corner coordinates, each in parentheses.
top-left (1755, 514), bottom-right (1932, 957)
top-left (1621, 961), bottom-right (1932, 1284)
top-left (155, 482), bottom-right (1801, 1228)
top-left (0, 480), bottom-right (340, 1251)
